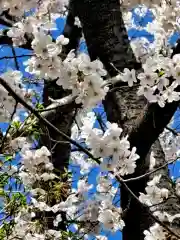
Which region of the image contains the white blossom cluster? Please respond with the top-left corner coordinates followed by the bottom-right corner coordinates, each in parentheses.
top-left (144, 223), bottom-right (168, 240)
top-left (130, 37), bottom-right (154, 63)
top-left (139, 174), bottom-right (180, 239)
top-left (121, 0), bottom-right (179, 15)
top-left (2, 0), bottom-right (107, 109)
top-left (66, 111), bottom-right (180, 240)
top-left (118, 53), bottom-right (180, 107)
top-left (24, 30), bottom-right (108, 107)
top-left (1, 0), bottom-right (68, 22)
top-left (13, 139), bottom-right (57, 186)
top-left (6, 139), bottom-right (63, 239)
top-left (58, 53), bottom-right (108, 107)
top-left (0, 0), bottom-right (39, 17)
top-left (3, 0), bottom-right (68, 48)
top-left (4, 136), bottom-right (125, 239)
top-left (0, 69), bottom-right (33, 119)
top-left (126, 1), bottom-right (180, 61)
top-left (4, 134), bottom-right (179, 240)
top-left (24, 32), bottom-right (68, 78)
top-left (2, 0), bottom-right (180, 110)
top-left (71, 111), bottom-right (139, 176)
top-left (122, 0), bottom-right (180, 108)
top-left (55, 175), bottom-right (124, 234)
top-left (150, 1), bottom-right (180, 33)
top-left (160, 127), bottom-right (180, 161)
top-left (139, 175), bottom-right (169, 207)
top-left (121, 0), bottom-right (160, 9)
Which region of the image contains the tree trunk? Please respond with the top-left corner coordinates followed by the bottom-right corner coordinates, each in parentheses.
top-left (38, 4), bottom-right (82, 228)
top-left (74, 0), bottom-right (180, 239)
top-left (36, 83), bottom-right (73, 230)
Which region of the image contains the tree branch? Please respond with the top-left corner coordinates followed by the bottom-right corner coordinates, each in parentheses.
top-left (127, 40), bottom-right (180, 175)
top-left (62, 0), bottom-right (82, 56)
top-left (124, 158), bottom-right (176, 183)
top-left (128, 101), bottom-right (179, 174)
top-left (0, 16), bottom-right (13, 27)
top-left (0, 54), bottom-right (33, 60)
top-left (0, 30), bottom-right (32, 49)
top-left (165, 126), bottom-right (179, 136)
top-left (0, 77), bottom-right (98, 161)
top-left (74, 0), bottom-right (180, 238)
top-left (118, 175), bottom-right (180, 239)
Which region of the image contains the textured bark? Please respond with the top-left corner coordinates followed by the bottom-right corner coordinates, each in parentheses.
top-left (74, 0), bottom-right (180, 239)
top-left (73, 0), bottom-right (152, 237)
top-left (38, 83), bottom-right (74, 230)
top-left (41, 0), bottom-right (82, 173)
top-left (150, 141), bottom-right (180, 237)
top-left (73, 0), bottom-right (141, 74)
top-left (116, 86), bottom-right (180, 239)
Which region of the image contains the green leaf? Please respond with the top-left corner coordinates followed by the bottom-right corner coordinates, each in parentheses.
top-left (12, 121), bottom-right (21, 130)
top-left (35, 103), bottom-right (44, 110)
top-left (5, 155), bottom-right (13, 162)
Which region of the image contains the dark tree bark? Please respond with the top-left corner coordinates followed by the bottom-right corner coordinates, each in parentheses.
top-left (39, 3), bottom-right (82, 229)
top-left (73, 0), bottom-right (180, 239)
top-left (41, 0), bottom-right (82, 174)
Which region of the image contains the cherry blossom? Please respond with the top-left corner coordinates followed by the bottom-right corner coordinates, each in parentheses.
top-left (144, 223), bottom-right (167, 240)
top-left (119, 68), bottom-right (137, 87)
top-left (1, 0), bottom-right (180, 239)
top-left (139, 175), bottom-right (169, 206)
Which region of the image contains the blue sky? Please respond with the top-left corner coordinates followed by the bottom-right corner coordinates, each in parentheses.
top-left (0, 8), bottom-right (180, 239)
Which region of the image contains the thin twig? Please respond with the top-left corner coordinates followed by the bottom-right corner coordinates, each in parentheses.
top-left (0, 55), bottom-right (33, 61)
top-left (0, 102), bottom-right (18, 150)
top-left (117, 175), bottom-right (180, 239)
top-left (11, 46), bottom-right (19, 70)
top-left (166, 126), bottom-right (179, 136)
top-left (124, 158), bottom-right (177, 183)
